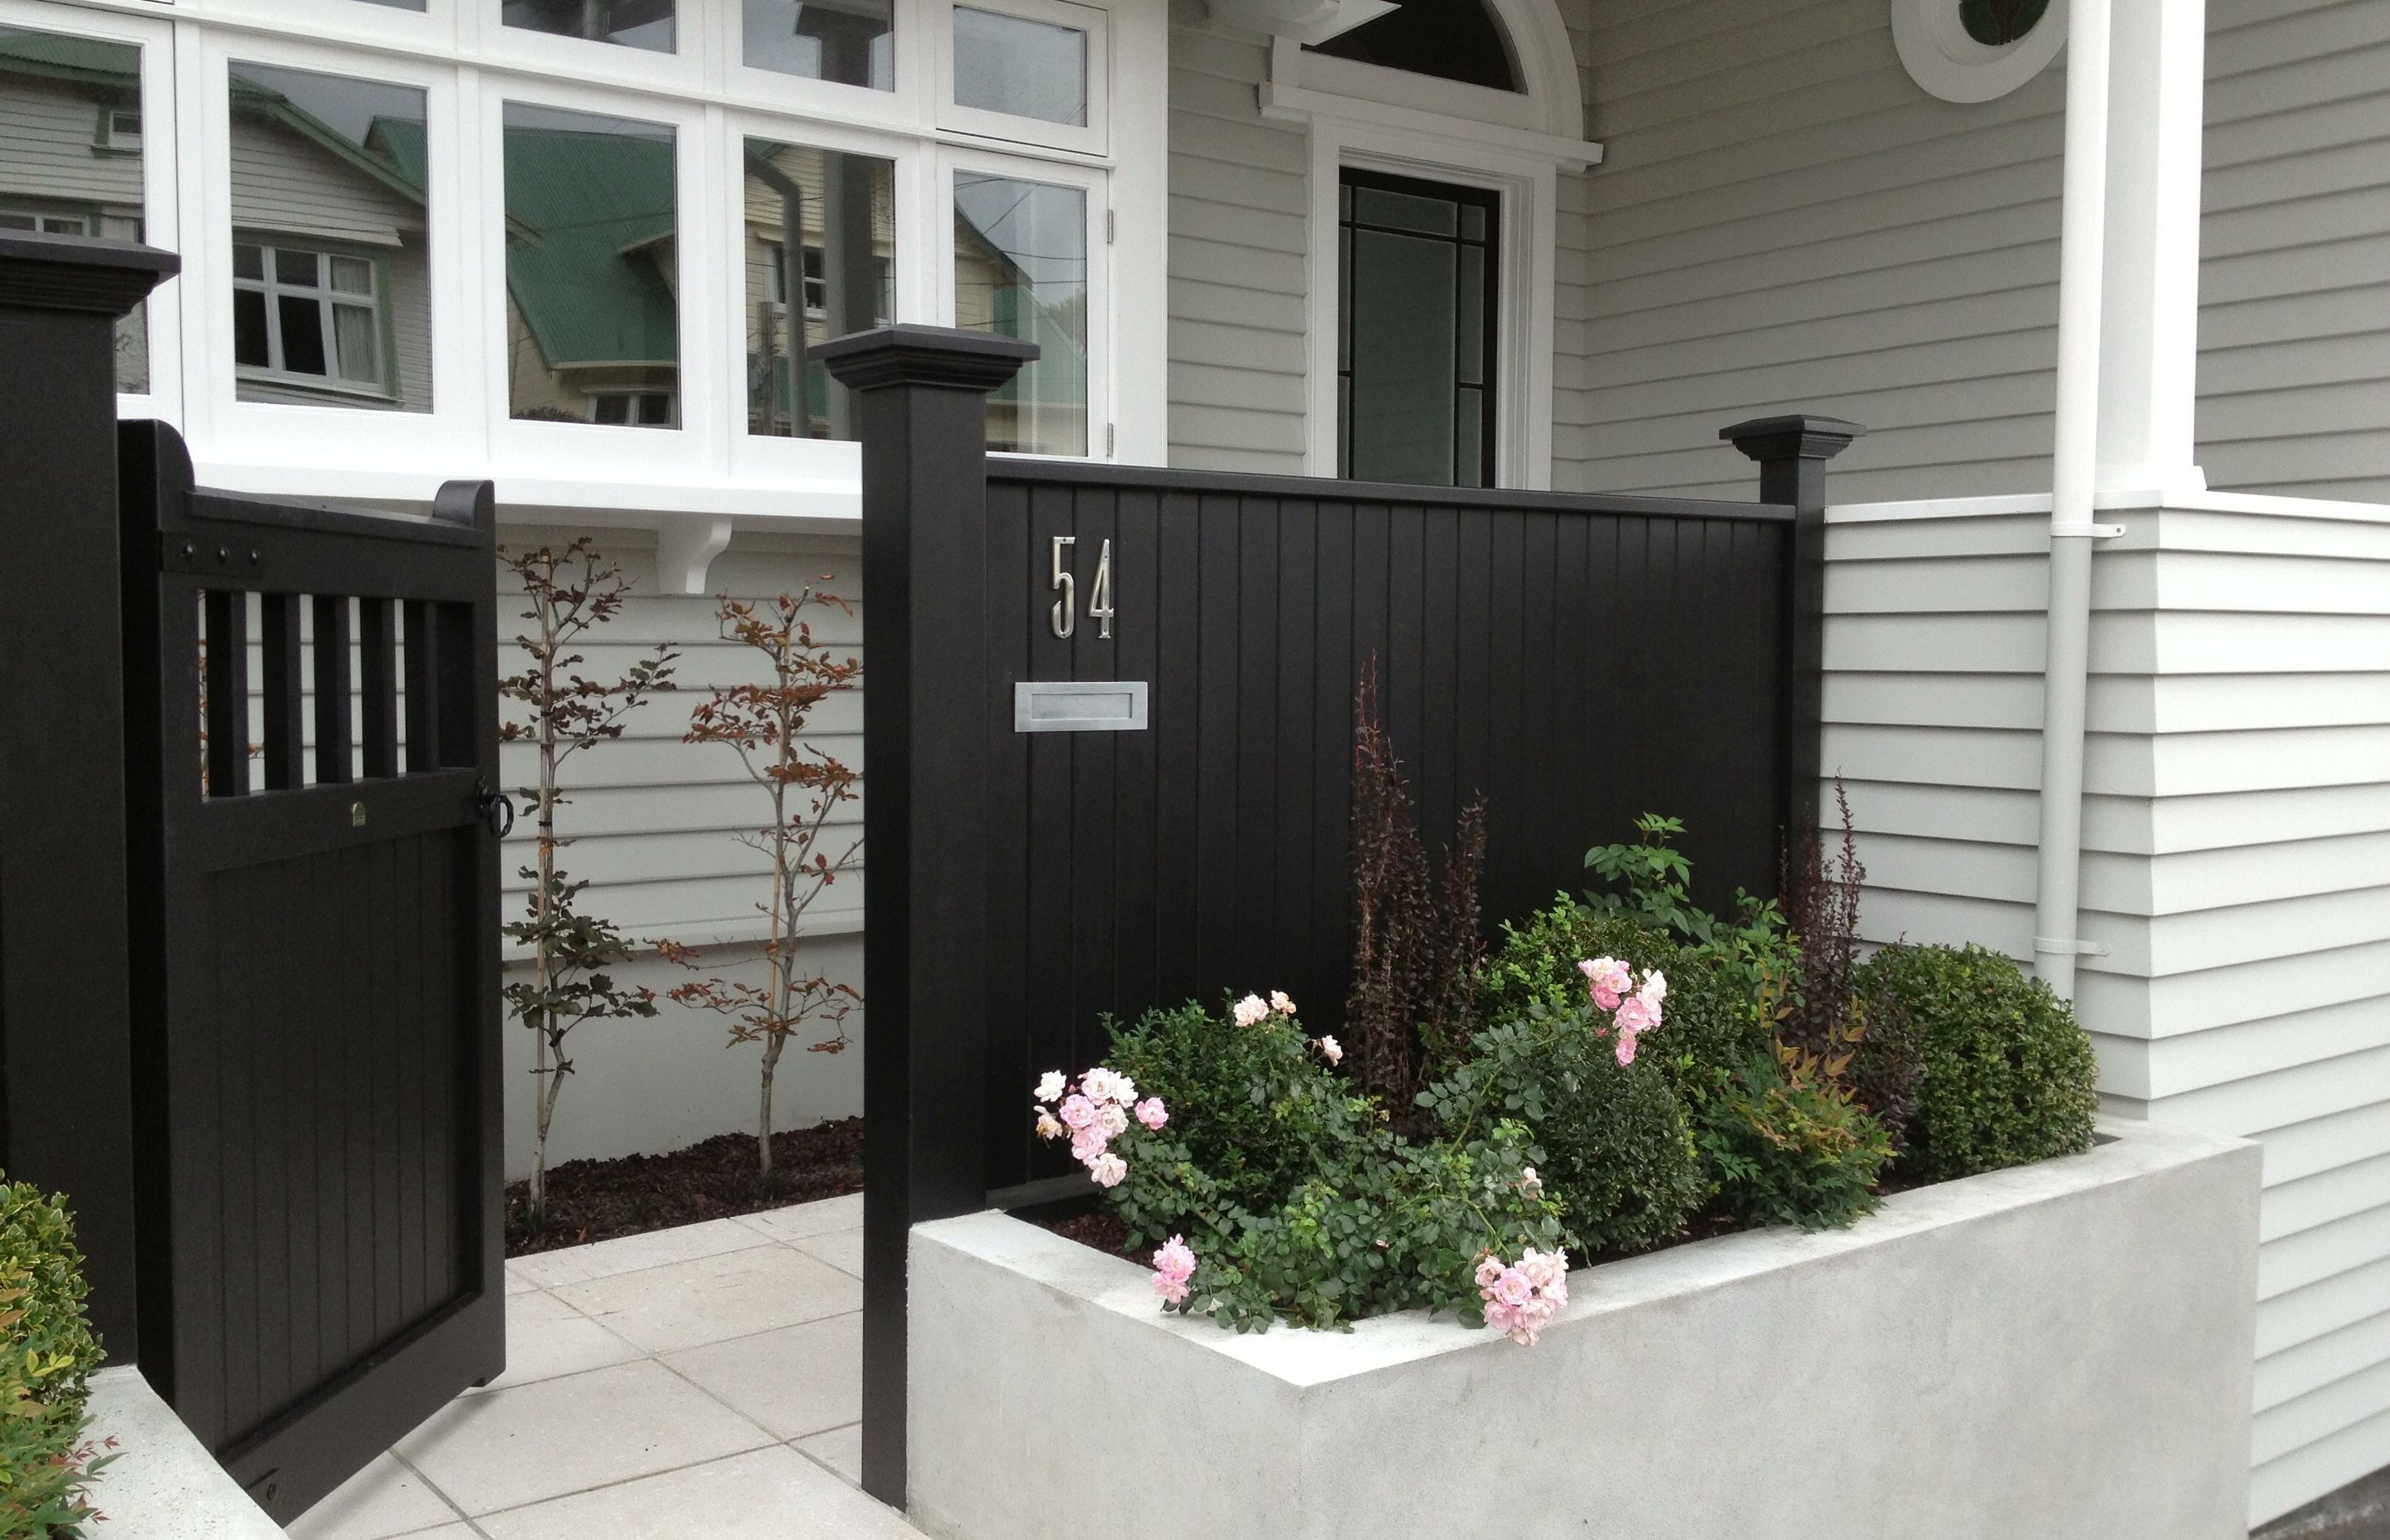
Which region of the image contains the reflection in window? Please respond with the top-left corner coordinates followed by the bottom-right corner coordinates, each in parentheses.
top-left (503, 105), bottom-right (680, 429)
top-left (0, 27), bottom-right (150, 391)
top-left (504, 0), bottom-right (676, 53)
top-left (743, 0), bottom-right (893, 90)
top-left (744, 139), bottom-right (894, 440)
top-left (953, 7), bottom-right (1087, 126)
top-left (1338, 172), bottom-right (1500, 488)
top-left (955, 173), bottom-right (1085, 456)
top-left (1306, 0), bottom-right (1520, 92)
top-left (353, 0), bottom-right (428, 9)
top-left (228, 62), bottom-right (430, 410)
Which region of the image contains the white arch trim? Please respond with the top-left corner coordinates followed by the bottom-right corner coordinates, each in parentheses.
top-left (1255, 0), bottom-right (1597, 490)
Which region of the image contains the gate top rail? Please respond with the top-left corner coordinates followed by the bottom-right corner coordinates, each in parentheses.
top-left (984, 456), bottom-right (1797, 525)
top-left (183, 486), bottom-right (486, 548)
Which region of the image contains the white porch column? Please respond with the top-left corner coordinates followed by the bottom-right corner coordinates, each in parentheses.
top-left (2095, 0), bottom-right (2210, 493)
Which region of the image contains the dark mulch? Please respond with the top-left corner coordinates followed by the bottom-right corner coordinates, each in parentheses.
top-left (505, 1117), bottom-right (864, 1256)
top-left (1030, 1205), bottom-right (1141, 1265)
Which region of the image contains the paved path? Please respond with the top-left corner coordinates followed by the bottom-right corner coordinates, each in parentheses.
top-left (288, 1194), bottom-right (928, 1540)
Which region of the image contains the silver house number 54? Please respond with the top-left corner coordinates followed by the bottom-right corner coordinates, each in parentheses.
top-left (1049, 535), bottom-right (1115, 640)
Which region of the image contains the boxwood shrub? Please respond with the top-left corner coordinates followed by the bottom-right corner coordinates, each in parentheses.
top-left (1856, 943), bottom-right (2100, 1182)
top-left (1, 1179), bottom-right (110, 1537)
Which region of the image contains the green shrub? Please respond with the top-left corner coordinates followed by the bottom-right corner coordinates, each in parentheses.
top-left (0, 1181), bottom-right (111, 1538)
top-left (1857, 943), bottom-right (2100, 1182)
top-left (1700, 1050), bottom-right (1894, 1231)
top-left (1420, 1011), bottom-right (1708, 1255)
top-left (1087, 997), bottom-right (1565, 1333)
top-left (1476, 894), bottom-right (1771, 1112)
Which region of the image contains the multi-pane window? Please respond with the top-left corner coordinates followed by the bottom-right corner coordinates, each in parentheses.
top-left (503, 104), bottom-right (680, 429)
top-left (227, 61), bottom-right (430, 409)
top-left (233, 242), bottom-right (388, 392)
top-left (0, 26), bottom-right (151, 392)
top-left (955, 171), bottom-right (1085, 456)
top-left (1338, 169), bottom-right (1499, 488)
top-left (504, 0), bottom-right (677, 52)
top-left (744, 137), bottom-right (895, 440)
top-left (744, 0), bottom-right (893, 89)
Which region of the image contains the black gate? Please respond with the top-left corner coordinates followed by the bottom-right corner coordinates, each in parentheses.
top-left (116, 420), bottom-right (505, 1521)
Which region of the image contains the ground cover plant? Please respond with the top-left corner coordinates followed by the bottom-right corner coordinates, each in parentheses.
top-left (1028, 782), bottom-right (2107, 1341)
top-left (0, 1181), bottom-right (115, 1537)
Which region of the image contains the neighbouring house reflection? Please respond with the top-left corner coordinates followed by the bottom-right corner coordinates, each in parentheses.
top-left (742, 0), bottom-right (894, 90)
top-left (743, 137), bottom-right (894, 441)
top-left (955, 172), bottom-right (1087, 456)
top-left (0, 26), bottom-right (150, 392)
top-left (228, 61), bottom-right (432, 412)
top-left (502, 104), bottom-right (680, 429)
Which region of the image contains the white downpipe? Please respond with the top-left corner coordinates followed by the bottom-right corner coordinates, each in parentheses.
top-left (2033, 0), bottom-right (2115, 1002)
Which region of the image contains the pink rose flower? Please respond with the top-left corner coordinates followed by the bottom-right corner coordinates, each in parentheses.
top-left (1071, 1128), bottom-right (1109, 1164)
top-left (1134, 1097), bottom-right (1169, 1131)
top-left (1034, 1110), bottom-right (1063, 1141)
top-left (1232, 994), bottom-right (1271, 1027)
top-left (1493, 1267), bottom-right (1534, 1309)
top-left (1033, 1070), bottom-right (1068, 1104)
top-left (1475, 1255), bottom-right (1506, 1290)
top-left (1614, 997), bottom-right (1655, 1036)
top-left (1058, 1094), bottom-right (1099, 1131)
top-left (1151, 1235), bottom-right (1197, 1305)
top-left (1271, 990), bottom-right (1297, 1016)
top-left (1095, 1102), bottom-right (1129, 1140)
top-left (1088, 1153), bottom-right (1127, 1188)
top-left (1614, 1030), bottom-right (1640, 1066)
top-left (1637, 970), bottom-right (1668, 1011)
top-left (1580, 956), bottom-right (1632, 1011)
top-left (1316, 1036), bottom-right (1344, 1066)
top-left (1080, 1067), bottom-right (1130, 1106)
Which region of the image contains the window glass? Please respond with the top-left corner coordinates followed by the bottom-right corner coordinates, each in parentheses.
top-left (744, 0), bottom-right (894, 90)
top-left (504, 0), bottom-right (676, 53)
top-left (1306, 0), bottom-right (1520, 93)
top-left (502, 104), bottom-right (680, 429)
top-left (353, 0), bottom-right (427, 9)
top-left (954, 172), bottom-right (1085, 455)
top-left (1339, 169), bottom-right (1498, 488)
top-left (743, 137), bottom-right (895, 440)
top-left (228, 61), bottom-right (429, 410)
top-left (0, 26), bottom-right (151, 392)
top-left (953, 7), bottom-right (1086, 126)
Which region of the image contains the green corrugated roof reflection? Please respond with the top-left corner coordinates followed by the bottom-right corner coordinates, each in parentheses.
top-left (0, 27), bottom-right (139, 86)
top-left (503, 124), bottom-right (678, 369)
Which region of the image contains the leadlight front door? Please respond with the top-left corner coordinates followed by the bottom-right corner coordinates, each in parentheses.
top-left (1337, 168), bottom-right (1500, 488)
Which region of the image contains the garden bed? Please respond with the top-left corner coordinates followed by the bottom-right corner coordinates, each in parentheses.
top-left (504, 1116), bottom-right (863, 1255)
top-left (910, 1120), bottom-right (2261, 1540)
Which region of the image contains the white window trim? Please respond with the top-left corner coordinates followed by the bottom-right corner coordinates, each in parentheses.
top-left (0, 0), bottom-right (183, 417)
top-left (719, 105), bottom-right (920, 487)
top-left (1295, 116), bottom-right (1562, 490)
top-left (935, 144), bottom-right (1109, 462)
top-left (232, 239), bottom-right (393, 398)
top-left (480, 77), bottom-right (719, 482)
top-left (932, 0), bottom-right (1108, 157)
top-left (183, 32), bottom-right (471, 469)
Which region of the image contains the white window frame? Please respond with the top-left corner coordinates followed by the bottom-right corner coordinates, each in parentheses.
top-left (231, 239), bottom-right (393, 399)
top-left (471, 0), bottom-right (707, 92)
top-left (720, 106), bottom-right (921, 492)
top-left (933, 0), bottom-right (1107, 157)
top-left (712, 0), bottom-right (928, 130)
top-left (482, 78), bottom-right (719, 485)
top-left (184, 32), bottom-right (471, 480)
top-left (193, 0), bottom-right (464, 52)
top-left (936, 144), bottom-right (1107, 461)
top-left (0, 0), bottom-right (183, 419)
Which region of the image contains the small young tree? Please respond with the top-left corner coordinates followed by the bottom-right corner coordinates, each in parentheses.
top-left (500, 539), bottom-right (677, 1227)
top-left (668, 587), bottom-right (863, 1190)
top-left (1344, 663), bottom-right (1486, 1119)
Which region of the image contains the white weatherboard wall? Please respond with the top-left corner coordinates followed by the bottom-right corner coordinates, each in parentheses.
top-left (495, 527), bottom-right (866, 1178)
top-left (1822, 495), bottom-right (2390, 1525)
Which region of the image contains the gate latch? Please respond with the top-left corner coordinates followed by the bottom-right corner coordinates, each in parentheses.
top-left (476, 782), bottom-right (516, 839)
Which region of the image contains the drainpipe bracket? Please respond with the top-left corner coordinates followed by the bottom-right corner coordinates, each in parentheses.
top-left (2032, 935), bottom-right (2112, 958)
top-left (2050, 522), bottom-right (2126, 539)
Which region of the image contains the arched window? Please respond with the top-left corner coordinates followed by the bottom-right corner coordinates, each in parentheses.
top-left (1303, 0), bottom-right (1520, 94)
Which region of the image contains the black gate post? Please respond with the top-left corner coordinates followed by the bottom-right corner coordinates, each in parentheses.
top-left (0, 233), bottom-right (178, 1360)
top-left (817, 324), bottom-right (1036, 1511)
top-left (1723, 414), bottom-right (1866, 850)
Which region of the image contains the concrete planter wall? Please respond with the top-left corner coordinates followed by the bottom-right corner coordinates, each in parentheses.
top-left (909, 1119), bottom-right (2261, 1540)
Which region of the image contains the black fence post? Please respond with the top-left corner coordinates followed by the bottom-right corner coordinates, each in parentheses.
top-left (1722, 414), bottom-right (1866, 852)
top-left (0, 233), bottom-right (177, 1361)
top-left (817, 324), bottom-right (1036, 1513)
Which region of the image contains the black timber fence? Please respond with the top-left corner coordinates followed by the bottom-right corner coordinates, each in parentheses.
top-left (818, 324), bottom-right (1861, 1508)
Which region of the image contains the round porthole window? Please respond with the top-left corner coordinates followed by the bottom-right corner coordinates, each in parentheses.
top-left (1894, 0), bottom-right (2067, 103)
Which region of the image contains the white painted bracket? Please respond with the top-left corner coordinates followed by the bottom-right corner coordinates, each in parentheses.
top-left (655, 514), bottom-right (734, 596)
top-left (2033, 935), bottom-right (2114, 958)
top-left (2050, 522), bottom-right (2127, 539)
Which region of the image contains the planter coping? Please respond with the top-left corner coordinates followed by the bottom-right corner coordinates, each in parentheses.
top-left (916, 1117), bottom-right (2254, 1390)
top-left (81, 1367), bottom-right (285, 1538)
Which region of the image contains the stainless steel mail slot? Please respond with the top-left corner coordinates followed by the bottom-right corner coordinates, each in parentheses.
top-left (1013, 680), bottom-right (1149, 733)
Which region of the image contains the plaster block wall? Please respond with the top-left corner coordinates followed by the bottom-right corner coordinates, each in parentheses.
top-left (1822, 494), bottom-right (2390, 1525)
top-left (494, 525), bottom-right (866, 1177)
